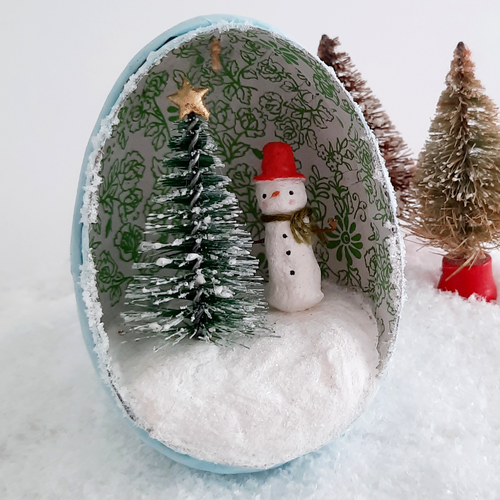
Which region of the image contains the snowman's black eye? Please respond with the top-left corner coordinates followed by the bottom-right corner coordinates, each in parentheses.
top-left (289, 191), bottom-right (294, 195)
top-left (262, 193), bottom-right (267, 199)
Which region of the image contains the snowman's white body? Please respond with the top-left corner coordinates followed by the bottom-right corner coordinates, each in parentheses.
top-left (255, 179), bottom-right (324, 313)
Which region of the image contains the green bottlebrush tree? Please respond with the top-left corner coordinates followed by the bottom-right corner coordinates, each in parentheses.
top-left (318, 35), bottom-right (415, 213)
top-left (408, 42), bottom-right (500, 263)
top-left (122, 111), bottom-right (268, 345)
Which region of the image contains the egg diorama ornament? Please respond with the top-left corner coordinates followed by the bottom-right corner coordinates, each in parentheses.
top-left (71, 14), bottom-right (405, 475)
top-left (255, 142), bottom-right (325, 313)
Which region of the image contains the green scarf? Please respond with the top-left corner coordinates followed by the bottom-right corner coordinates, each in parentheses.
top-left (261, 207), bottom-right (325, 245)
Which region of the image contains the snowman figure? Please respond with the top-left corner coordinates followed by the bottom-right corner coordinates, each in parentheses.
top-left (254, 142), bottom-right (324, 313)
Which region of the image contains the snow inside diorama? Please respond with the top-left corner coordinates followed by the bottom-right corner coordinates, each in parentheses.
top-left (72, 15), bottom-right (404, 473)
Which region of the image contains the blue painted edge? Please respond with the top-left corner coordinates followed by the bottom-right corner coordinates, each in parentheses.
top-left (70, 14), bottom-right (289, 475)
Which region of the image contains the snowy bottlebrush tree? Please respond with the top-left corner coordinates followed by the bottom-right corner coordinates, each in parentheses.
top-left (408, 42), bottom-right (500, 263)
top-left (122, 111), bottom-right (268, 345)
top-left (317, 35), bottom-right (415, 213)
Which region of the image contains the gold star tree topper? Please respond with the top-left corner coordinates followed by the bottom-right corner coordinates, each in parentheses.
top-left (167, 77), bottom-right (210, 120)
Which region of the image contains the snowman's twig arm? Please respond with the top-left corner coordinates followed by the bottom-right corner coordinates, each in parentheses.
top-left (313, 218), bottom-right (338, 234)
top-left (253, 238), bottom-right (265, 244)
top-left (312, 218), bottom-right (337, 245)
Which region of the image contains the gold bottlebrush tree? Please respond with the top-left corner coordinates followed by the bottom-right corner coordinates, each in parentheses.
top-left (318, 35), bottom-right (415, 213)
top-left (409, 42), bottom-right (500, 265)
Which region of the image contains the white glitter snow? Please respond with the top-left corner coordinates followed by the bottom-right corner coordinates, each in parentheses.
top-left (112, 280), bottom-right (380, 469)
top-left (4, 242), bottom-right (500, 497)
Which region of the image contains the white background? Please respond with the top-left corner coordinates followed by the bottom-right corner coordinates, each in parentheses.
top-left (2, 2), bottom-right (500, 498)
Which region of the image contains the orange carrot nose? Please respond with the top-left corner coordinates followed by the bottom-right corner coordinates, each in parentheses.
top-left (271, 191), bottom-right (280, 198)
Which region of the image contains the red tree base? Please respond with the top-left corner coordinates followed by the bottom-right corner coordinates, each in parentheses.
top-left (437, 254), bottom-right (497, 302)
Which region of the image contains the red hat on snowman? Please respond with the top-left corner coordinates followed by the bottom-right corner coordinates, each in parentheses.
top-left (253, 142), bottom-right (306, 182)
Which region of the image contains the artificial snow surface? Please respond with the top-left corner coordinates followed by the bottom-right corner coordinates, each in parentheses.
top-left (3, 236), bottom-right (500, 498)
top-left (112, 281), bottom-right (379, 469)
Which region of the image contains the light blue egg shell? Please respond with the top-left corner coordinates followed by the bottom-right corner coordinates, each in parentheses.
top-left (71, 14), bottom-right (404, 474)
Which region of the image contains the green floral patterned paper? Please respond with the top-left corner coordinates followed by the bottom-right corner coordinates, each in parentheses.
top-left (89, 27), bottom-right (401, 363)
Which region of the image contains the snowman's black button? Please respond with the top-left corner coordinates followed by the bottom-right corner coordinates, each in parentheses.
top-left (286, 250), bottom-right (291, 255)
top-left (282, 234), bottom-right (287, 238)
top-left (290, 270), bottom-right (295, 275)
